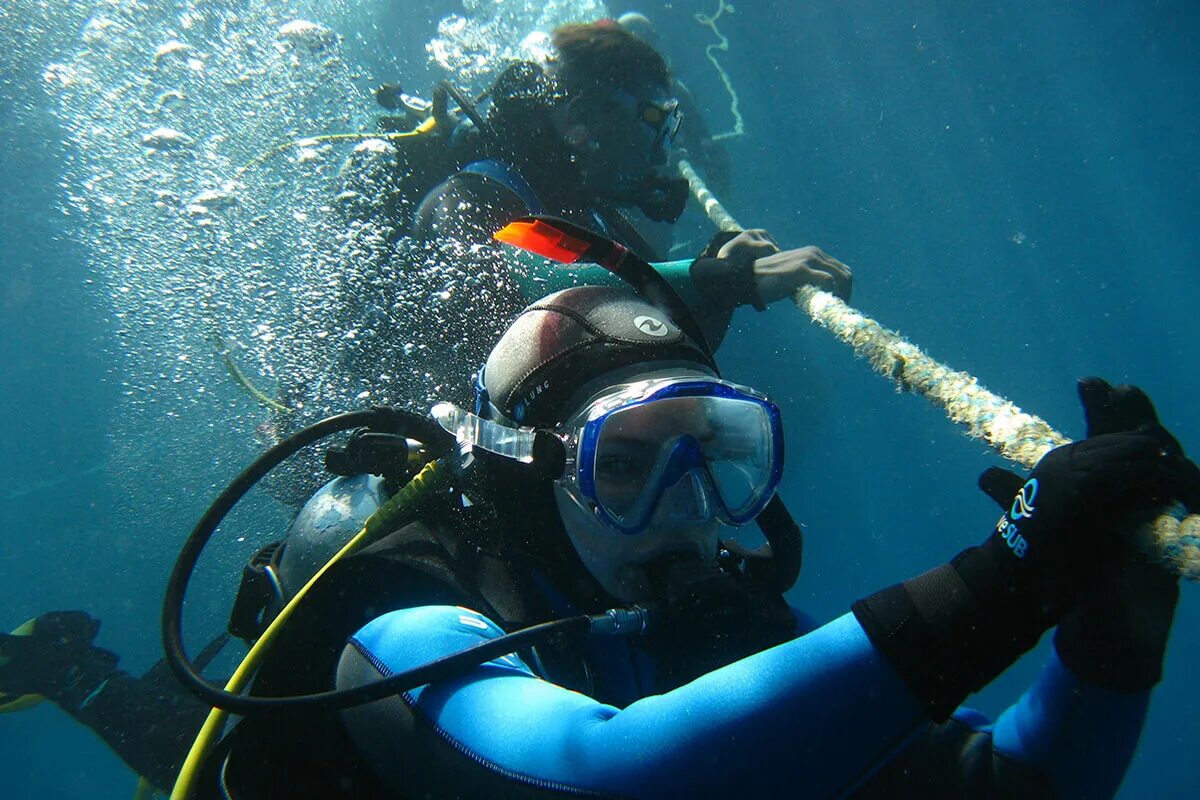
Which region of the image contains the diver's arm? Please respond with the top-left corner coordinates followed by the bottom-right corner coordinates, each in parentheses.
top-left (339, 606), bottom-right (926, 800)
top-left (989, 654), bottom-right (1151, 800)
top-left (950, 420), bottom-right (1183, 798)
top-left (502, 241), bottom-right (793, 352)
top-left (416, 182), bottom-right (844, 350)
top-left (849, 708), bottom-right (1060, 799)
top-left (0, 611), bottom-right (208, 792)
top-left (850, 380), bottom-right (1195, 799)
top-left (522, 239), bottom-right (851, 352)
top-left (981, 557), bottom-right (1179, 800)
top-left (851, 650), bottom-right (1151, 800)
top-left (407, 174), bottom-right (740, 325)
top-left (336, 605), bottom-right (1155, 800)
top-left (414, 175), bottom-right (850, 351)
top-left (67, 666), bottom-right (210, 792)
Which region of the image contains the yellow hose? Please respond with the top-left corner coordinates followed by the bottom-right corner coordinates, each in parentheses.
top-left (676, 159), bottom-right (1200, 581)
top-left (169, 459), bottom-right (451, 799)
top-left (236, 117), bottom-right (437, 175)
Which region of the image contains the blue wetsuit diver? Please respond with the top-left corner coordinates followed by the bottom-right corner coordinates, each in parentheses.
top-left (1, 25), bottom-right (1192, 794)
top-left (218, 284), bottom-right (1196, 798)
top-left (0, 219), bottom-right (852, 796)
top-left (2, 283), bottom-right (1195, 798)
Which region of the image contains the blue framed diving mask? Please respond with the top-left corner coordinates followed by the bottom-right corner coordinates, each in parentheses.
top-left (557, 376), bottom-right (784, 535)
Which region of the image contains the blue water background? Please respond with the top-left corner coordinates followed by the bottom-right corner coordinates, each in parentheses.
top-left (1, 1), bottom-right (1197, 796)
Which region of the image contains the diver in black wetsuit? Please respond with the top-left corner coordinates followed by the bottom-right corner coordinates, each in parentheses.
top-left (408, 22), bottom-right (692, 259)
top-left (616, 10), bottom-right (735, 202)
top-left (2, 277), bottom-right (1196, 799)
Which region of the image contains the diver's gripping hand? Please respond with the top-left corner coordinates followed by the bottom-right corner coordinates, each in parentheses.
top-left (853, 378), bottom-right (1200, 720)
top-left (977, 377), bottom-right (1200, 595)
top-left (979, 378), bottom-right (1200, 692)
top-left (0, 611), bottom-right (117, 707)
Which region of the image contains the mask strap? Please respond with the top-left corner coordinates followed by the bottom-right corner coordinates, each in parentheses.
top-left (432, 402), bottom-right (566, 479)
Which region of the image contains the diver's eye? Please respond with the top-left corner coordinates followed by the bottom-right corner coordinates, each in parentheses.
top-left (596, 454), bottom-right (640, 479)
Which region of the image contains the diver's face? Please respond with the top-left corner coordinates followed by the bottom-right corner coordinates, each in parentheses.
top-left (555, 484), bottom-right (724, 602)
top-left (554, 398), bottom-right (723, 603)
top-left (591, 397), bottom-right (714, 518)
top-left (569, 80), bottom-right (678, 197)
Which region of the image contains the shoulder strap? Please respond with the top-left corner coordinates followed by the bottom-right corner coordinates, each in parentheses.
top-left (459, 159), bottom-right (548, 216)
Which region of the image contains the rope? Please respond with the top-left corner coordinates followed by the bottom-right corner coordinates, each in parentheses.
top-left (676, 159), bottom-right (1200, 581)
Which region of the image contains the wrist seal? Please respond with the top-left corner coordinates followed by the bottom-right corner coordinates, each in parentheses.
top-left (690, 254), bottom-right (766, 312)
top-left (852, 544), bottom-right (1059, 720)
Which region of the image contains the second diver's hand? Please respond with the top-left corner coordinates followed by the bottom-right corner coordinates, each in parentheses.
top-left (752, 246), bottom-right (853, 304)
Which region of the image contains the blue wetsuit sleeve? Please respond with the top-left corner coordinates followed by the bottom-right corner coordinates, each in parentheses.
top-left (852, 651), bottom-right (1150, 798)
top-left (991, 651), bottom-right (1150, 800)
top-left (341, 606), bottom-right (925, 800)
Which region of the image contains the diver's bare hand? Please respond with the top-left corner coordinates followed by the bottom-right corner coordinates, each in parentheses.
top-left (716, 229), bottom-right (781, 263)
top-left (752, 246), bottom-right (853, 304)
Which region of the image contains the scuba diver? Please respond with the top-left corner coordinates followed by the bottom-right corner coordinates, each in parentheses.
top-left (406, 21), bottom-right (692, 257)
top-left (3, 267), bottom-right (1198, 797)
top-left (616, 10), bottom-right (735, 201)
top-left (0, 224), bottom-right (850, 794)
top-left (340, 21), bottom-right (711, 263)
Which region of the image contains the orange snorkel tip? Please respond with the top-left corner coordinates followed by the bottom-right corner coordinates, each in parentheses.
top-left (493, 219), bottom-right (592, 263)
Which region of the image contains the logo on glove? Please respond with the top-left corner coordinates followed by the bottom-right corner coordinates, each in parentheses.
top-left (995, 479), bottom-right (1036, 559)
top-left (1010, 478), bottom-right (1038, 520)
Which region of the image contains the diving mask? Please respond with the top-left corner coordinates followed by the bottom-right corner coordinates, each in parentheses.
top-left (611, 89), bottom-right (682, 154)
top-left (559, 375), bottom-right (783, 534)
top-left (435, 374), bottom-right (784, 536)
top-left (637, 97), bottom-right (682, 152)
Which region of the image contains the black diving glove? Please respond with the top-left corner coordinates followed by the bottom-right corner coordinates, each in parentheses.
top-left (852, 377), bottom-right (1200, 720)
top-left (980, 379), bottom-right (1189, 692)
top-left (0, 611), bottom-right (118, 710)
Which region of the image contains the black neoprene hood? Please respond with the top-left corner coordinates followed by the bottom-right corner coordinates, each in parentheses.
top-left (483, 286), bottom-right (715, 427)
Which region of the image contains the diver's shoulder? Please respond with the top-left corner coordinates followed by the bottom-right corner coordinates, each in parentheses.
top-left (349, 605), bottom-right (513, 676)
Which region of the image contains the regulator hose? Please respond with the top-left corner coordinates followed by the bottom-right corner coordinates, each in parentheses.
top-left (161, 406), bottom-right (455, 714)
